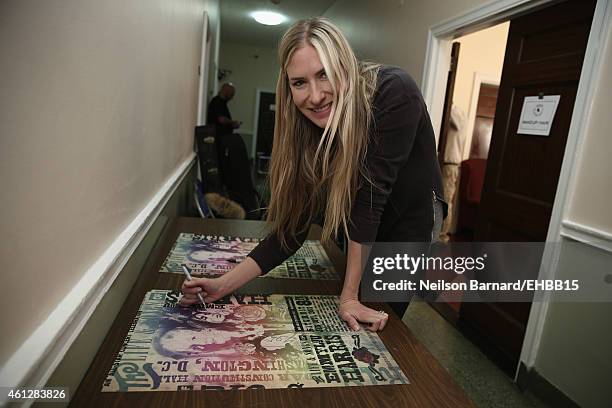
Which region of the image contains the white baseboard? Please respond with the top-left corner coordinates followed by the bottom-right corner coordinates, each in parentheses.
top-left (561, 220), bottom-right (612, 254)
top-left (0, 153), bottom-right (195, 404)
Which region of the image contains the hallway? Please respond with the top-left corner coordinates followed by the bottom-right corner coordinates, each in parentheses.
top-left (404, 301), bottom-right (548, 408)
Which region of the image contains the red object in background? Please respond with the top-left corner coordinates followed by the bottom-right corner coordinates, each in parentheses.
top-left (458, 158), bottom-right (487, 233)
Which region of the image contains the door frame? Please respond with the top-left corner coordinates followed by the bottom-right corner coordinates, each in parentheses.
top-left (197, 11), bottom-right (211, 126)
top-left (252, 88), bottom-right (276, 160)
top-left (421, 0), bottom-right (611, 380)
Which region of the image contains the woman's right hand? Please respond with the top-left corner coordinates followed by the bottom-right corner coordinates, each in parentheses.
top-left (179, 257), bottom-right (263, 306)
top-left (180, 277), bottom-right (229, 305)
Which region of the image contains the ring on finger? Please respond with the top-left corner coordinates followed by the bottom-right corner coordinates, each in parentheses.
top-left (377, 310), bottom-right (386, 314)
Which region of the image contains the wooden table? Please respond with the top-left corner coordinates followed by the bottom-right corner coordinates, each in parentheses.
top-left (71, 217), bottom-right (474, 407)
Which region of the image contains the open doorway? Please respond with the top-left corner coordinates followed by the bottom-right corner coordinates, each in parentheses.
top-left (425, 0), bottom-right (597, 376)
top-left (438, 22), bottom-right (509, 246)
top-left (430, 22), bottom-right (508, 331)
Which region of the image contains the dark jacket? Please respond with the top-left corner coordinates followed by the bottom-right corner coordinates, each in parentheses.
top-left (250, 66), bottom-right (446, 274)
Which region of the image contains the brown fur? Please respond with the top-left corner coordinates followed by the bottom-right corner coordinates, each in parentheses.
top-left (204, 193), bottom-right (245, 219)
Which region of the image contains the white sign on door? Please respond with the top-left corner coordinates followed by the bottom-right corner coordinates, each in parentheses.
top-left (517, 95), bottom-right (561, 136)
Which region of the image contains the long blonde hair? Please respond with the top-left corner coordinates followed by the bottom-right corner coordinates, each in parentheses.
top-left (267, 18), bottom-right (380, 249)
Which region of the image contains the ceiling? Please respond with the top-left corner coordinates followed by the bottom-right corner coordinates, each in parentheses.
top-left (220, 0), bottom-right (337, 48)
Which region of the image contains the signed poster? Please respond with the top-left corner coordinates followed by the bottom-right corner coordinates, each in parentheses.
top-left (160, 234), bottom-right (339, 280)
top-left (102, 290), bottom-right (408, 392)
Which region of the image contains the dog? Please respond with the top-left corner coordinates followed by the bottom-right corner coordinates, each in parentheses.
top-left (204, 192), bottom-right (245, 219)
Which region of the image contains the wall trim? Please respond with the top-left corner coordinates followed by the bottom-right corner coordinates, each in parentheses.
top-left (561, 220), bottom-right (612, 254)
top-left (0, 153), bottom-right (196, 402)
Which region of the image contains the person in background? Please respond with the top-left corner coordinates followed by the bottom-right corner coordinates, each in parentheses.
top-left (439, 104), bottom-right (467, 242)
top-left (206, 83), bottom-right (258, 218)
top-left (183, 18), bottom-right (446, 331)
top-left (207, 82), bottom-right (241, 135)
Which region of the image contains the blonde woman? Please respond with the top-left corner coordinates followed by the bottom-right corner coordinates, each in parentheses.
top-left (181, 18), bottom-right (446, 331)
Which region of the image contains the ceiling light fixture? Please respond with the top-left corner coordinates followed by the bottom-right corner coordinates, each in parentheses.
top-left (251, 11), bottom-right (286, 26)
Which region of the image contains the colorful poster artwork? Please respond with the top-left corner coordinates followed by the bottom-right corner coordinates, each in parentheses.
top-left (102, 290), bottom-right (408, 392)
top-left (160, 234), bottom-right (339, 280)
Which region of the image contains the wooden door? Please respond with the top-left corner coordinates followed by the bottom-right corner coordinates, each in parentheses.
top-left (255, 91), bottom-right (276, 157)
top-left (459, 0), bottom-right (596, 374)
top-left (469, 84), bottom-right (498, 160)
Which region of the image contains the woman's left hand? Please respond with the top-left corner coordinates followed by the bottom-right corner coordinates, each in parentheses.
top-left (339, 299), bottom-right (389, 332)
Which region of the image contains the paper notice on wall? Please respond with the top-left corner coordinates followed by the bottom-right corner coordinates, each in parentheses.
top-left (517, 95), bottom-right (560, 136)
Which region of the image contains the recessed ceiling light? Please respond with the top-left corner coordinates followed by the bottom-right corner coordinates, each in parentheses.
top-left (251, 11), bottom-right (286, 26)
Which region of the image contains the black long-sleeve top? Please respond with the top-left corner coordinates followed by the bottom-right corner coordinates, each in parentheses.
top-left (249, 66), bottom-right (446, 274)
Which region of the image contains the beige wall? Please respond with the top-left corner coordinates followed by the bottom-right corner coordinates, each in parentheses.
top-left (453, 22), bottom-right (508, 118)
top-left (536, 242), bottom-right (612, 408)
top-left (324, 0), bottom-right (486, 84)
top-left (42, 165), bottom-right (196, 400)
top-left (218, 42), bottom-right (279, 135)
top-left (454, 22), bottom-right (509, 159)
top-left (0, 0), bottom-right (208, 367)
top-left (566, 22), bottom-right (612, 235)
